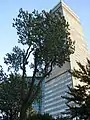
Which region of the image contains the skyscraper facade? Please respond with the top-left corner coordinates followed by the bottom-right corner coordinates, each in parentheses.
top-left (41, 2), bottom-right (90, 117)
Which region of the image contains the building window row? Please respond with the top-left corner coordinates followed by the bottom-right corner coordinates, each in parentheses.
top-left (44, 90), bottom-right (68, 104)
top-left (44, 99), bottom-right (66, 109)
top-left (45, 76), bottom-right (72, 92)
top-left (45, 104), bottom-right (66, 113)
top-left (44, 86), bottom-right (69, 100)
top-left (45, 79), bottom-right (72, 97)
top-left (45, 72), bottom-right (71, 87)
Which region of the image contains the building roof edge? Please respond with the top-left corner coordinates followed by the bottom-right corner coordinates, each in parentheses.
top-left (62, 2), bottom-right (80, 23)
top-left (51, 1), bottom-right (80, 24)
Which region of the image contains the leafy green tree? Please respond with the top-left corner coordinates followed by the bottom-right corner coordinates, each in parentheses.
top-left (62, 59), bottom-right (90, 120)
top-left (0, 65), bottom-right (7, 82)
top-left (0, 68), bottom-right (41, 120)
top-left (27, 113), bottom-right (55, 120)
top-left (4, 8), bottom-right (74, 120)
top-left (0, 72), bottom-right (23, 120)
top-left (56, 115), bottom-right (70, 120)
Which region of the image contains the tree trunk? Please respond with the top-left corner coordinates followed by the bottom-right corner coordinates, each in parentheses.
top-left (10, 109), bottom-right (12, 120)
top-left (20, 103), bottom-right (27, 120)
top-left (6, 111), bottom-right (9, 120)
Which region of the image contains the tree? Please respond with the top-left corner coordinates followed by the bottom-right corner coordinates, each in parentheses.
top-left (0, 74), bottom-right (21, 120)
top-left (56, 115), bottom-right (70, 120)
top-left (62, 59), bottom-right (90, 120)
top-left (0, 67), bottom-right (25, 120)
top-left (0, 65), bottom-right (7, 82)
top-left (0, 67), bottom-right (41, 120)
top-left (27, 113), bottom-right (55, 120)
top-left (4, 8), bottom-right (74, 120)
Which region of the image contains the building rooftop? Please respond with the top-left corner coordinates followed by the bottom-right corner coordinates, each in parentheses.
top-left (52, 1), bottom-right (80, 24)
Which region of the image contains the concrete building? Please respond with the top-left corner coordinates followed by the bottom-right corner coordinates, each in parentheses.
top-left (41, 1), bottom-right (90, 117)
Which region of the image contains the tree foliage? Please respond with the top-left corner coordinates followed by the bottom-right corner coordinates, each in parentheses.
top-left (0, 71), bottom-right (41, 120)
top-left (27, 113), bottom-right (68, 120)
top-left (0, 74), bottom-right (22, 120)
top-left (4, 8), bottom-right (74, 120)
top-left (27, 113), bottom-right (55, 120)
top-left (62, 59), bottom-right (90, 120)
top-left (0, 65), bottom-right (7, 82)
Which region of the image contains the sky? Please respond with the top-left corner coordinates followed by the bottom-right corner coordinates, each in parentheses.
top-left (0, 0), bottom-right (90, 73)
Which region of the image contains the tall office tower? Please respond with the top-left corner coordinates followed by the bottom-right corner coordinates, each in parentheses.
top-left (41, 1), bottom-right (90, 117)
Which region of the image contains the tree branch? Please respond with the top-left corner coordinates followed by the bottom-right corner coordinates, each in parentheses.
top-left (29, 60), bottom-right (54, 105)
top-left (23, 51), bottom-right (37, 103)
top-left (26, 47), bottom-right (34, 61)
top-left (25, 46), bottom-right (30, 58)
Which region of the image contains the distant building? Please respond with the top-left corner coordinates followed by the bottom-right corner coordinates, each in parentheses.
top-left (41, 1), bottom-right (90, 117)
